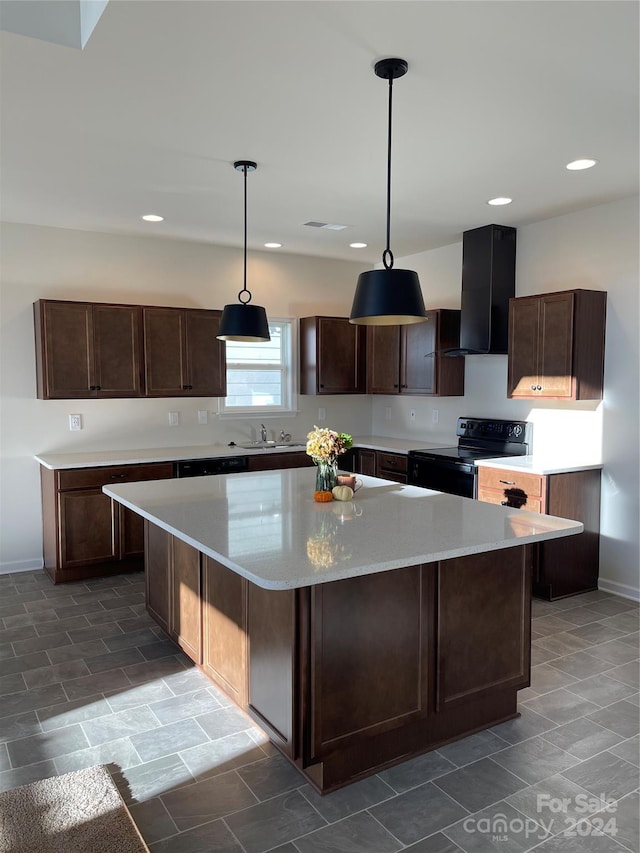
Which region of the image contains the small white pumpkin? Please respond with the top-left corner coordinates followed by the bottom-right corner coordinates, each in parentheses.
top-left (332, 485), bottom-right (354, 501)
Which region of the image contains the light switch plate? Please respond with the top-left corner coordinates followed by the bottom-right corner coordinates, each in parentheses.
top-left (197, 410), bottom-right (208, 425)
top-left (168, 412), bottom-right (179, 426)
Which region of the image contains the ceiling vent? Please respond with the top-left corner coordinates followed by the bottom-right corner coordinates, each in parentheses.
top-left (303, 221), bottom-right (349, 230)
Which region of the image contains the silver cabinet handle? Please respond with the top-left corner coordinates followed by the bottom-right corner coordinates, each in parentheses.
top-left (499, 479), bottom-right (516, 485)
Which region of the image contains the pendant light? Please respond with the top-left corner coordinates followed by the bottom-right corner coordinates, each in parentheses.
top-left (350, 58), bottom-right (427, 326)
top-left (217, 160), bottom-right (271, 342)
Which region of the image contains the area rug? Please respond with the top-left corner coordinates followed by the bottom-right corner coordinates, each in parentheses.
top-left (0, 764), bottom-right (149, 853)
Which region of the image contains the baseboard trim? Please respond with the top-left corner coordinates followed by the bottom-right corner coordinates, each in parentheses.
top-left (0, 558), bottom-right (44, 576)
top-left (598, 577), bottom-right (640, 602)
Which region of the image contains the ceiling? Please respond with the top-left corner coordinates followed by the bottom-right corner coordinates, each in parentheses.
top-left (1, 1), bottom-right (638, 263)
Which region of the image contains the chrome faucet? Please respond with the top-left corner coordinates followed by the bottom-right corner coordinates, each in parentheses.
top-left (260, 423), bottom-right (267, 443)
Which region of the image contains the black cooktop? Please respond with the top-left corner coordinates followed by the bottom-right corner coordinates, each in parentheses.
top-left (409, 446), bottom-right (516, 463)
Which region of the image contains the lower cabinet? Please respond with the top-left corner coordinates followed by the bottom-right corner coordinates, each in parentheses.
top-left (246, 451), bottom-right (314, 473)
top-left (352, 449), bottom-right (408, 483)
top-left (144, 523), bottom-right (202, 662)
top-left (41, 462), bottom-right (173, 583)
top-left (144, 523), bottom-right (531, 793)
top-left (477, 466), bottom-right (601, 600)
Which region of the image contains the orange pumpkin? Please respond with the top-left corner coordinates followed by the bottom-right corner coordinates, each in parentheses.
top-left (313, 490), bottom-right (334, 503)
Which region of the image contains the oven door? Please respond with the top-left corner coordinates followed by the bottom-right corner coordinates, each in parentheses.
top-left (408, 456), bottom-right (476, 499)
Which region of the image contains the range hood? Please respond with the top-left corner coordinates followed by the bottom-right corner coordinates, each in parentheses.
top-left (445, 223), bottom-right (517, 356)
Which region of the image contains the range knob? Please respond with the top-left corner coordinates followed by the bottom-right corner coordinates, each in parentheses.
top-left (511, 424), bottom-right (523, 437)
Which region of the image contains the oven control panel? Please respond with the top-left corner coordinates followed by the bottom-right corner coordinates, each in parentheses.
top-left (456, 418), bottom-right (530, 444)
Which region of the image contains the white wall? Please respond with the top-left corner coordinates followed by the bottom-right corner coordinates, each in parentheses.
top-left (371, 197), bottom-right (639, 599)
top-left (0, 223), bottom-right (372, 572)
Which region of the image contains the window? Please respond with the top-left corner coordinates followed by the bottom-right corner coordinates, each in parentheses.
top-left (219, 319), bottom-right (297, 415)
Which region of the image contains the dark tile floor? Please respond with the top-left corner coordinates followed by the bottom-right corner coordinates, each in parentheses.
top-left (0, 570), bottom-right (638, 853)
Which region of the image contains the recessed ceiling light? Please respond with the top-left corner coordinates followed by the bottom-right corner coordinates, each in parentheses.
top-left (566, 159), bottom-right (598, 171)
top-left (487, 197), bottom-right (512, 206)
top-left (350, 242), bottom-right (368, 249)
top-left (264, 242), bottom-right (282, 249)
top-left (141, 214), bottom-right (164, 222)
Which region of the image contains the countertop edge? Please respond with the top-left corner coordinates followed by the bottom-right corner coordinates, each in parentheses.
top-left (103, 482), bottom-right (584, 590)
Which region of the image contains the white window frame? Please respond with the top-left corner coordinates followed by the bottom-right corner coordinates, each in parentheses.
top-left (217, 317), bottom-right (298, 417)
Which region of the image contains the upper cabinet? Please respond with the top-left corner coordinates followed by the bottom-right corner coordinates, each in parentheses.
top-left (34, 300), bottom-right (143, 399)
top-left (34, 299), bottom-right (226, 399)
top-left (143, 307), bottom-right (226, 397)
top-left (507, 289), bottom-right (606, 400)
top-left (299, 316), bottom-right (366, 394)
top-left (367, 309), bottom-right (465, 397)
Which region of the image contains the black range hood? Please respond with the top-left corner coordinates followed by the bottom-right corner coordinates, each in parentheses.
top-left (445, 223), bottom-right (517, 356)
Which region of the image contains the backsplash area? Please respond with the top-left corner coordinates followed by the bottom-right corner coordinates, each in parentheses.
top-left (371, 355), bottom-right (603, 462)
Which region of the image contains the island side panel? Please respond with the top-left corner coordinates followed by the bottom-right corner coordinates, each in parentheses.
top-left (202, 555), bottom-right (248, 707)
top-left (247, 583), bottom-right (297, 759)
top-left (429, 546), bottom-right (531, 744)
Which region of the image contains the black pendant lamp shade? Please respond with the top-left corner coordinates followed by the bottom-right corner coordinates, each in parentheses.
top-left (350, 59), bottom-right (426, 326)
top-left (217, 161), bottom-right (271, 342)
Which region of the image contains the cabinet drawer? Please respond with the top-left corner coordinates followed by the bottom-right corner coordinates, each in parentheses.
top-left (477, 468), bottom-right (543, 498)
top-left (477, 488), bottom-right (543, 514)
top-left (58, 462), bottom-right (174, 491)
top-left (376, 452), bottom-right (408, 475)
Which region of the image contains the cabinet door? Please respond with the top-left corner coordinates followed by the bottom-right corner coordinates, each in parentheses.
top-left (185, 309), bottom-right (227, 396)
top-left (93, 304), bottom-right (143, 397)
top-left (356, 449), bottom-right (376, 476)
top-left (172, 537), bottom-right (202, 663)
top-left (59, 489), bottom-right (117, 567)
top-left (367, 326), bottom-right (401, 394)
top-left (202, 556), bottom-right (248, 706)
top-left (35, 301), bottom-right (94, 399)
top-left (145, 522), bottom-right (172, 634)
top-left (119, 505), bottom-right (145, 560)
top-left (143, 307), bottom-right (187, 395)
top-left (538, 293), bottom-right (574, 398)
top-left (300, 317), bottom-right (365, 394)
top-left (508, 297), bottom-right (541, 398)
top-left (401, 315), bottom-right (436, 394)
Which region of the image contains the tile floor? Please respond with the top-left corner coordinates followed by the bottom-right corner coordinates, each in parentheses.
top-left (0, 570), bottom-right (638, 853)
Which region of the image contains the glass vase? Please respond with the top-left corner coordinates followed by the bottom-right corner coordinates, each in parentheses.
top-left (315, 459), bottom-right (338, 494)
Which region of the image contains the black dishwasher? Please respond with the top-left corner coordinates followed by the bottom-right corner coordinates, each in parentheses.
top-left (174, 456), bottom-right (248, 477)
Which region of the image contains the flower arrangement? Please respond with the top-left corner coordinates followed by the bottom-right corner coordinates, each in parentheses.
top-left (306, 426), bottom-right (353, 464)
top-left (306, 426), bottom-right (353, 498)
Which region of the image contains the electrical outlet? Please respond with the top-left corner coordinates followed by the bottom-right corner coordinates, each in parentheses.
top-left (432, 409), bottom-right (439, 424)
top-left (410, 408), bottom-right (416, 421)
top-left (68, 414), bottom-right (82, 431)
top-left (197, 410), bottom-right (208, 425)
top-left (318, 407), bottom-right (326, 421)
top-left (385, 407), bottom-right (392, 421)
top-left (168, 411), bottom-right (179, 426)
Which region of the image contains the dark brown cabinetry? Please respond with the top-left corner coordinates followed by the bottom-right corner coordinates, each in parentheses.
top-left (144, 522), bottom-right (202, 662)
top-left (143, 307), bottom-right (226, 397)
top-left (34, 299), bottom-right (226, 399)
top-left (367, 310), bottom-right (465, 396)
top-left (507, 289), bottom-right (606, 400)
top-left (40, 462), bottom-right (173, 583)
top-left (34, 300), bottom-right (143, 399)
top-left (376, 451), bottom-right (408, 484)
top-left (352, 449), bottom-right (408, 483)
top-left (299, 316), bottom-right (366, 394)
top-left (246, 451), bottom-right (314, 473)
top-left (477, 466), bottom-right (601, 599)
top-left (143, 522), bottom-right (531, 793)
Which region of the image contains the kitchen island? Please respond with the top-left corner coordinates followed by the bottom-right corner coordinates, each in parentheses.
top-left (105, 467), bottom-right (582, 793)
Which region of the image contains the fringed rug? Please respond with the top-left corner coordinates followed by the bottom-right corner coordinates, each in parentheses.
top-left (0, 764), bottom-right (149, 853)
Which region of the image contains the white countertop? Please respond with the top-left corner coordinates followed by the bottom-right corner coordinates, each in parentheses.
top-left (34, 435), bottom-right (449, 470)
top-left (476, 456), bottom-right (603, 476)
top-left (104, 468), bottom-right (583, 590)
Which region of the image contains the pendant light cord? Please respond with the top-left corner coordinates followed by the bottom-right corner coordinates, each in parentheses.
top-left (383, 74), bottom-right (394, 271)
top-left (239, 163), bottom-right (252, 304)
